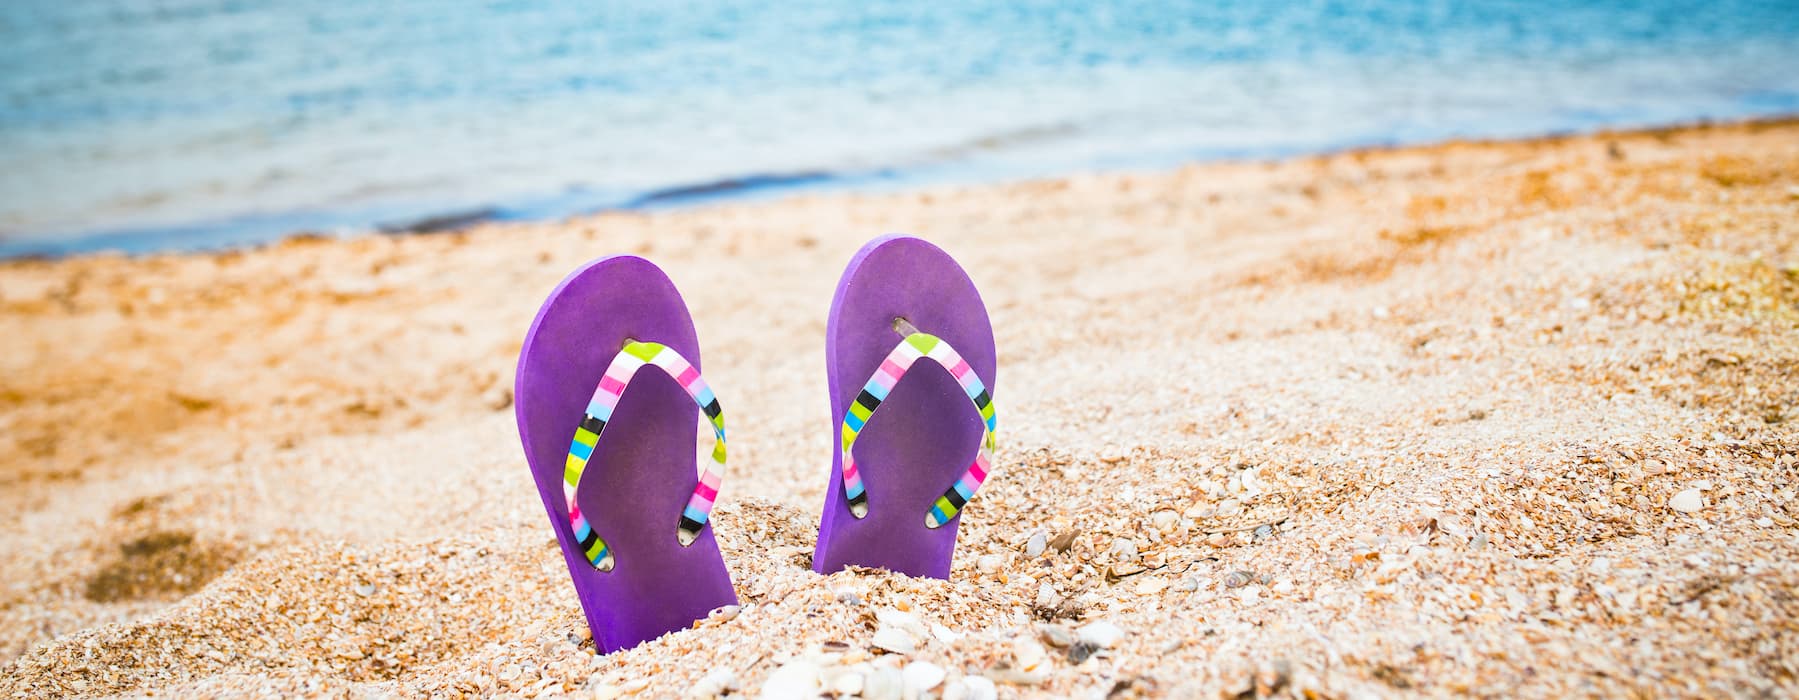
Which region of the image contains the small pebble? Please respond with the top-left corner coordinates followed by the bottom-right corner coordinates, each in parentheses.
top-left (353, 582), bottom-right (377, 597)
top-left (1025, 532), bottom-right (1047, 557)
top-left (1151, 510), bottom-right (1179, 532)
top-left (1173, 576), bottom-right (1200, 592)
top-left (1035, 582), bottom-right (1058, 607)
top-left (977, 554), bottom-right (1005, 573)
top-left (1224, 570), bottom-right (1254, 588)
top-left (1049, 529), bottom-right (1079, 552)
top-left (836, 590), bottom-right (864, 606)
top-left (709, 605), bottom-right (741, 622)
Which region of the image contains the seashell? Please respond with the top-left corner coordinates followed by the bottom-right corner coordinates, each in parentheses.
top-left (902, 662), bottom-right (946, 696)
top-left (1075, 620), bottom-right (1125, 648)
top-left (1240, 467), bottom-right (1265, 498)
top-left (872, 627), bottom-right (915, 655)
top-left (1109, 537), bottom-right (1140, 562)
top-left (761, 660), bottom-right (822, 699)
top-left (962, 676), bottom-right (999, 700)
top-left (1012, 635), bottom-right (1047, 671)
top-left (1036, 624), bottom-right (1075, 648)
top-left (1669, 488), bottom-right (1703, 513)
top-left (1224, 570), bottom-right (1254, 588)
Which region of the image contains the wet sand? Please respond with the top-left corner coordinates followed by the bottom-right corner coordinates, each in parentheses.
top-left (2, 119), bottom-right (1797, 697)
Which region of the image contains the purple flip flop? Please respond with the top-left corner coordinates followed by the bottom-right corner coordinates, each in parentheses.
top-left (813, 235), bottom-right (998, 579)
top-left (515, 256), bottom-right (737, 653)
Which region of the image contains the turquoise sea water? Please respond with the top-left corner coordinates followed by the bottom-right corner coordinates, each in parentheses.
top-left (2, 0), bottom-right (1797, 257)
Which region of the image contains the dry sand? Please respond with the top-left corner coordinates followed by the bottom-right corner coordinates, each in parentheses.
top-left (2, 120), bottom-right (1797, 698)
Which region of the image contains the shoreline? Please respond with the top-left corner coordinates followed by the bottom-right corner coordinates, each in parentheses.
top-left (2, 119), bottom-right (1797, 697)
top-left (6, 113), bottom-right (1797, 261)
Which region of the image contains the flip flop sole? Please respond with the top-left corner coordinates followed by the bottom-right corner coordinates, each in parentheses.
top-left (814, 236), bottom-right (997, 579)
top-left (515, 255), bottom-right (737, 653)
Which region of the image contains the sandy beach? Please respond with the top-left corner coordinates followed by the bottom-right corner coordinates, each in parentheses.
top-left (2, 120), bottom-right (1796, 697)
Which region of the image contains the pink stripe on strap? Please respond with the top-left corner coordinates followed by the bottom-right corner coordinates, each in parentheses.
top-left (879, 359), bottom-right (906, 379)
top-left (598, 375), bottom-right (627, 395)
top-left (677, 366), bottom-right (700, 386)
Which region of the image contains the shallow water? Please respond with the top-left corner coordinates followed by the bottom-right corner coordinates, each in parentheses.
top-left (2, 0), bottom-right (1796, 256)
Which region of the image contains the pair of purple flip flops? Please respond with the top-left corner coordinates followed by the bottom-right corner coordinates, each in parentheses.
top-left (515, 235), bottom-right (997, 653)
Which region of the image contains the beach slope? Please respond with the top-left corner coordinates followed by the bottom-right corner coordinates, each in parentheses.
top-left (2, 120), bottom-right (1797, 697)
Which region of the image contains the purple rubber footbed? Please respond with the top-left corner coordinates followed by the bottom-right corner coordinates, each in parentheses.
top-left (515, 256), bottom-right (736, 653)
top-left (813, 235), bottom-right (997, 579)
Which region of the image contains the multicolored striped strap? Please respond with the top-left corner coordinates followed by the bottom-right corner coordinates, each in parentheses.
top-left (564, 341), bottom-right (726, 571)
top-left (840, 332), bottom-right (997, 528)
